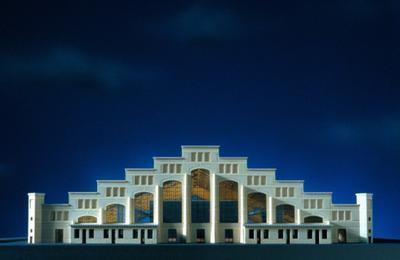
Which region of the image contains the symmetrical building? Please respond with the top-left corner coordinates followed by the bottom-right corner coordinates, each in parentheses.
top-left (28, 145), bottom-right (373, 244)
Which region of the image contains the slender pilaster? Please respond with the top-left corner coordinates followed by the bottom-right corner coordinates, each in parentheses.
top-left (239, 184), bottom-right (245, 243)
top-left (126, 197), bottom-right (131, 224)
top-left (154, 185), bottom-right (159, 225)
top-left (182, 173), bottom-right (189, 242)
top-left (268, 196), bottom-right (273, 224)
top-left (210, 173), bottom-right (216, 243)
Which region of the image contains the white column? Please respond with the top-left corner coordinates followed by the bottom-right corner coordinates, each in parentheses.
top-left (126, 197), bottom-right (131, 224)
top-left (210, 173), bottom-right (216, 243)
top-left (296, 208), bottom-right (301, 224)
top-left (98, 208), bottom-right (103, 224)
top-left (182, 173), bottom-right (189, 241)
top-left (154, 185), bottom-right (159, 225)
top-left (239, 184), bottom-right (245, 243)
top-left (268, 196), bottom-right (273, 224)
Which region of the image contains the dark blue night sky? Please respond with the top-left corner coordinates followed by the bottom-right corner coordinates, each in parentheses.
top-left (0, 1), bottom-right (399, 239)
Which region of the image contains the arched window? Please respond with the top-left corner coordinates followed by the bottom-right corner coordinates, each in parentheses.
top-left (105, 204), bottom-right (125, 224)
top-left (163, 181), bottom-right (182, 223)
top-left (191, 169), bottom-right (210, 223)
top-left (219, 180), bottom-right (238, 223)
top-left (247, 192), bottom-right (266, 223)
top-left (276, 204), bottom-right (295, 223)
top-left (134, 192), bottom-right (154, 223)
top-left (77, 215), bottom-right (97, 224)
top-left (304, 216), bottom-right (323, 223)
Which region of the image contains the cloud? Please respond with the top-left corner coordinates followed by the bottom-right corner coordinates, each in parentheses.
top-left (324, 117), bottom-right (400, 146)
top-left (155, 5), bottom-right (241, 43)
top-left (0, 48), bottom-right (165, 91)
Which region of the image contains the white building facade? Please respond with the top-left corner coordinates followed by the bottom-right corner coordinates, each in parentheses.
top-left (28, 145), bottom-right (373, 245)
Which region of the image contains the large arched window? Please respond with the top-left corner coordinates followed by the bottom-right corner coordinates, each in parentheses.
top-left (219, 180), bottom-right (238, 223)
top-left (247, 192), bottom-right (266, 223)
top-left (77, 215), bottom-right (97, 224)
top-left (163, 181), bottom-right (182, 223)
top-left (191, 169), bottom-right (210, 223)
top-left (105, 204), bottom-right (125, 224)
top-left (276, 204), bottom-right (295, 223)
top-left (304, 216), bottom-right (323, 223)
top-left (134, 192), bottom-right (154, 223)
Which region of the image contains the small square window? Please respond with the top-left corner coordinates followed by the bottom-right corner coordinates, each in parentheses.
top-left (293, 229), bottom-right (298, 239)
top-left (63, 211), bottom-right (69, 221)
top-left (74, 229), bottom-right (80, 239)
top-left (78, 199), bottom-right (83, 209)
top-left (113, 187), bottom-right (118, 197)
top-left (91, 199), bottom-right (97, 209)
top-left (176, 164), bottom-right (182, 173)
top-left (332, 211), bottom-right (337, 221)
top-left (219, 164), bottom-right (224, 173)
top-left (254, 176), bottom-right (259, 185)
top-left (278, 229), bottom-right (284, 239)
top-left (106, 188), bottom-right (111, 197)
top-left (133, 229), bottom-right (138, 239)
top-left (147, 229), bottom-right (153, 239)
top-left (289, 187), bottom-right (294, 197)
top-left (368, 217), bottom-right (372, 222)
top-left (276, 187), bottom-right (281, 197)
top-left (307, 230), bottom-right (313, 239)
top-left (249, 229), bottom-right (254, 239)
top-left (104, 229), bottom-right (109, 238)
top-left (247, 176), bottom-right (252, 185)
top-left (118, 229), bottom-right (124, 239)
top-left (197, 152), bottom-right (203, 162)
top-left (148, 176), bottom-right (153, 185)
top-left (56, 211), bottom-right (62, 221)
top-left (89, 229), bottom-right (94, 239)
top-left (322, 229), bottom-right (327, 239)
top-left (263, 229), bottom-right (269, 239)
top-left (304, 199), bottom-right (309, 209)
top-left (232, 164), bottom-right (238, 174)
top-left (120, 188), bottom-right (125, 197)
top-left (204, 152), bottom-right (210, 162)
top-left (169, 164), bottom-right (175, 173)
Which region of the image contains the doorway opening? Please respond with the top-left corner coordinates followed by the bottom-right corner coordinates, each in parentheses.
top-left (55, 229), bottom-right (63, 243)
top-left (111, 229), bottom-right (116, 244)
top-left (141, 229), bottom-right (145, 244)
top-left (196, 229), bottom-right (205, 243)
top-left (256, 230), bottom-right (261, 244)
top-left (82, 229), bottom-right (86, 244)
top-left (338, 229), bottom-right (347, 243)
top-left (286, 230), bottom-right (290, 244)
top-left (315, 230), bottom-right (320, 244)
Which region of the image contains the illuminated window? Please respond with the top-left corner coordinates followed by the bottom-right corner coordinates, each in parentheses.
top-left (163, 181), bottom-right (182, 223)
top-left (78, 216), bottom-right (97, 223)
top-left (304, 216), bottom-right (323, 223)
top-left (120, 188), bottom-right (125, 197)
top-left (106, 188), bottom-right (111, 197)
top-left (134, 192), bottom-right (153, 223)
top-left (105, 204), bottom-right (125, 224)
top-left (219, 181), bottom-right (238, 223)
top-left (276, 204), bottom-right (295, 223)
top-left (247, 192), bottom-right (266, 223)
top-left (191, 169), bottom-right (210, 223)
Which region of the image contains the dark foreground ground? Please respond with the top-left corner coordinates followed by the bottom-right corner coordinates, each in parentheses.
top-left (1, 240), bottom-right (400, 260)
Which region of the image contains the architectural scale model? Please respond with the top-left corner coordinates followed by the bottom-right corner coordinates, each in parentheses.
top-left (28, 145), bottom-right (373, 244)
